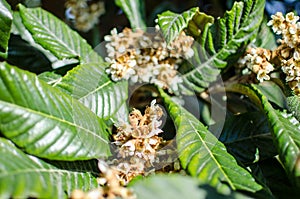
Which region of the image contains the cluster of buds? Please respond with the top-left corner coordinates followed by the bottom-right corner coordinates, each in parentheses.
top-left (104, 28), bottom-right (194, 93)
top-left (237, 47), bottom-right (274, 82)
top-left (65, 0), bottom-right (105, 32)
top-left (110, 100), bottom-right (164, 184)
top-left (268, 12), bottom-right (300, 94)
top-left (71, 161), bottom-right (136, 199)
top-left (238, 12), bottom-right (300, 95)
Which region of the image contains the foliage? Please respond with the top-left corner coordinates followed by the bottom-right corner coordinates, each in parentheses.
top-left (0, 0), bottom-right (299, 198)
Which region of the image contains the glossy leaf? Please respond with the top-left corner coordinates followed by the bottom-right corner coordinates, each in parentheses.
top-left (0, 62), bottom-right (110, 160)
top-left (160, 89), bottom-right (263, 193)
top-left (249, 85), bottom-right (300, 186)
top-left (0, 0), bottom-right (12, 56)
top-left (0, 138), bottom-right (98, 199)
top-left (182, 0), bottom-right (265, 92)
top-left (157, 7), bottom-right (213, 44)
top-left (115, 0), bottom-right (146, 30)
top-left (228, 84), bottom-right (300, 186)
top-left (220, 112), bottom-right (277, 164)
top-left (18, 4), bottom-right (102, 63)
top-left (56, 63), bottom-right (128, 120)
top-left (38, 71), bottom-right (62, 86)
top-left (131, 174), bottom-right (252, 199)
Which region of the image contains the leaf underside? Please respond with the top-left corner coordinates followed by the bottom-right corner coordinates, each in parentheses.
top-left (0, 62), bottom-right (110, 160)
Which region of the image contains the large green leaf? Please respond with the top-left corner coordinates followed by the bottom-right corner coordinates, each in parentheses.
top-left (0, 138), bottom-right (98, 199)
top-left (0, 62), bottom-right (110, 160)
top-left (115, 0), bottom-right (146, 30)
top-left (55, 63), bottom-right (128, 120)
top-left (220, 112), bottom-right (277, 164)
top-left (0, 0), bottom-right (13, 57)
top-left (131, 174), bottom-right (252, 199)
top-left (228, 84), bottom-right (300, 186)
top-left (182, 0), bottom-right (265, 92)
top-left (160, 89), bottom-right (263, 193)
top-left (18, 4), bottom-right (102, 63)
top-left (157, 7), bottom-right (213, 44)
top-left (249, 85), bottom-right (300, 186)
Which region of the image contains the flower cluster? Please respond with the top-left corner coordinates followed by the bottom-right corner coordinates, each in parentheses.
top-left (268, 12), bottom-right (300, 94)
top-left (111, 100), bottom-right (164, 183)
top-left (65, 0), bottom-right (105, 32)
top-left (237, 47), bottom-right (274, 82)
top-left (104, 28), bottom-right (194, 93)
top-left (238, 12), bottom-right (300, 94)
top-left (71, 160), bottom-right (136, 199)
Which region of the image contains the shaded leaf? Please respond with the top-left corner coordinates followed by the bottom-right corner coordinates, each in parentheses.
top-left (0, 138), bottom-right (98, 199)
top-left (256, 81), bottom-right (287, 109)
top-left (7, 34), bottom-right (52, 74)
top-left (115, 0), bottom-right (146, 30)
top-left (56, 63), bottom-right (128, 120)
top-left (0, 0), bottom-right (13, 56)
top-left (251, 158), bottom-right (300, 199)
top-left (228, 84), bottom-right (300, 186)
top-left (160, 89), bottom-right (263, 193)
top-left (0, 62), bottom-right (110, 160)
top-left (254, 16), bottom-right (277, 50)
top-left (18, 4), bottom-right (102, 63)
top-left (220, 112), bottom-right (277, 164)
top-left (182, 0), bottom-right (265, 92)
top-left (131, 174), bottom-right (252, 199)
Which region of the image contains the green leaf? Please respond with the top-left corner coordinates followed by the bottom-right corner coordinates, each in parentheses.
top-left (252, 158), bottom-right (300, 198)
top-left (160, 89), bottom-right (263, 193)
top-left (38, 71), bottom-right (62, 86)
top-left (115, 0), bottom-right (146, 30)
top-left (0, 0), bottom-right (13, 57)
top-left (157, 7), bottom-right (213, 44)
top-left (255, 81), bottom-right (287, 109)
top-left (131, 174), bottom-right (252, 199)
top-left (228, 84), bottom-right (300, 186)
top-left (182, 0), bottom-right (265, 92)
top-left (0, 62), bottom-right (110, 160)
top-left (287, 96), bottom-right (300, 122)
top-left (249, 85), bottom-right (300, 186)
top-left (18, 4), bottom-right (102, 63)
top-left (0, 138), bottom-right (98, 199)
top-left (254, 16), bottom-right (277, 50)
top-left (55, 63), bottom-right (128, 120)
top-left (220, 112), bottom-right (277, 164)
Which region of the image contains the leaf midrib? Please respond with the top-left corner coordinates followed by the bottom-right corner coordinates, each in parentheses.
top-left (0, 167), bottom-right (91, 178)
top-left (185, 118), bottom-right (235, 189)
top-left (23, 8), bottom-right (78, 57)
top-left (0, 100), bottom-right (107, 143)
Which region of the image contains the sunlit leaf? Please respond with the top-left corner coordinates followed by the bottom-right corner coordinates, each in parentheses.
top-left (160, 89), bottom-right (263, 193)
top-left (0, 62), bottom-right (110, 160)
top-left (18, 4), bottom-right (102, 63)
top-left (0, 138), bottom-right (98, 199)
